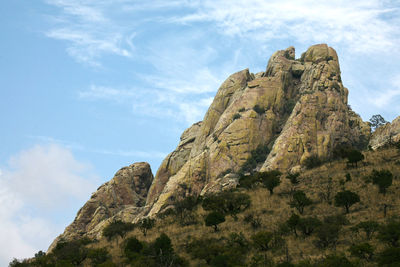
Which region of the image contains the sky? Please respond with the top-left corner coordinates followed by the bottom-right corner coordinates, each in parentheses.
top-left (0, 0), bottom-right (400, 264)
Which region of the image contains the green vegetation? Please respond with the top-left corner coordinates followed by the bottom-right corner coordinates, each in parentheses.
top-left (289, 190), bottom-right (312, 214)
top-left (103, 220), bottom-right (135, 240)
top-left (253, 104), bottom-right (265, 115)
top-left (304, 154), bottom-right (323, 169)
top-left (232, 113), bottom-right (241, 120)
top-left (334, 190), bottom-right (360, 213)
top-left (260, 170), bottom-right (281, 195)
top-left (205, 211), bottom-right (226, 232)
top-left (239, 144), bottom-right (270, 175)
top-left (138, 217), bottom-right (155, 236)
top-left (371, 169), bottom-right (393, 195)
top-left (369, 114), bottom-right (386, 131)
top-left (346, 149), bottom-right (364, 167)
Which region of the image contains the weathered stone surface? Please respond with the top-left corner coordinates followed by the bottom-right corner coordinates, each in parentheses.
top-left (48, 162), bottom-right (153, 251)
top-left (146, 121), bottom-right (202, 206)
top-left (50, 44), bottom-right (373, 248)
top-left (261, 44), bottom-right (370, 172)
top-left (369, 116), bottom-right (400, 150)
top-left (148, 47), bottom-right (302, 215)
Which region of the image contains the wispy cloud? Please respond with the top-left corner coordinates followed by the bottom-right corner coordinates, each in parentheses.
top-left (28, 135), bottom-right (167, 159)
top-left (368, 74), bottom-right (400, 109)
top-left (174, 0), bottom-right (400, 54)
top-left (45, 0), bottom-right (135, 66)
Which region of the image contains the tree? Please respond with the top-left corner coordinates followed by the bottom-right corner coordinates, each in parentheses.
top-left (355, 221), bottom-right (380, 240)
top-left (103, 220), bottom-right (135, 241)
top-left (315, 223), bottom-right (340, 249)
top-left (297, 217), bottom-right (322, 236)
top-left (378, 219), bottom-right (400, 247)
top-left (290, 190), bottom-right (312, 214)
top-left (259, 170), bottom-right (281, 195)
top-left (124, 237), bottom-right (143, 260)
top-left (205, 211), bottom-right (225, 232)
top-left (319, 255), bottom-right (354, 267)
top-left (286, 213), bottom-right (300, 237)
top-left (138, 218), bottom-right (155, 236)
top-left (371, 169), bottom-right (393, 195)
top-left (334, 190), bottom-right (360, 213)
top-left (369, 114), bottom-right (386, 131)
top-left (251, 231), bottom-right (274, 251)
top-left (202, 191), bottom-right (251, 220)
top-left (346, 149), bottom-right (364, 167)
top-left (377, 247), bottom-right (400, 266)
top-left (349, 243), bottom-right (374, 261)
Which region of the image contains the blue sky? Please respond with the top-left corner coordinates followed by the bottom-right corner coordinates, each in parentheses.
top-left (1, 0), bottom-right (400, 264)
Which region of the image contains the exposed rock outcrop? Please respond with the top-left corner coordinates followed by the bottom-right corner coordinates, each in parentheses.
top-left (48, 162), bottom-right (153, 250)
top-left (369, 116), bottom-right (400, 150)
top-left (147, 44), bottom-right (370, 215)
top-left (261, 44), bottom-right (370, 172)
top-left (50, 44), bottom-right (373, 249)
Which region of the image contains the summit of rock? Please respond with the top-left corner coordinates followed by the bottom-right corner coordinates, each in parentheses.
top-left (50, 44), bottom-right (373, 248)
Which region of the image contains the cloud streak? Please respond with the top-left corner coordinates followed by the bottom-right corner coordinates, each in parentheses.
top-left (174, 0), bottom-right (400, 54)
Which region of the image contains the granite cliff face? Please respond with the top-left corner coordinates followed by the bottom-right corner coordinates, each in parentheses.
top-left (369, 115), bottom-right (400, 149)
top-left (49, 162), bottom-right (153, 250)
top-left (50, 44), bottom-right (372, 248)
top-left (147, 44), bottom-right (370, 215)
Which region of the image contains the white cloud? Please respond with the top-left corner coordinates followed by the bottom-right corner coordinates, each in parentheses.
top-left (368, 74), bottom-right (400, 109)
top-left (0, 144), bottom-right (99, 265)
top-left (174, 0), bottom-right (400, 54)
top-left (45, 0), bottom-right (135, 66)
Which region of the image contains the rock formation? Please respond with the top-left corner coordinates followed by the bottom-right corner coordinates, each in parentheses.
top-left (49, 162), bottom-right (153, 250)
top-left (369, 115), bottom-right (400, 149)
top-left (49, 44), bottom-right (372, 248)
top-left (147, 44), bottom-right (370, 215)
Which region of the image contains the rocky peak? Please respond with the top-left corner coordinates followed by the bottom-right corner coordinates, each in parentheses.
top-left (48, 162), bottom-right (153, 251)
top-left (49, 44), bottom-right (373, 248)
top-left (369, 116), bottom-right (400, 149)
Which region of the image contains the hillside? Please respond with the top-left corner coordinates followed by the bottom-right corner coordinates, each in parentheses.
top-left (9, 44), bottom-right (400, 266)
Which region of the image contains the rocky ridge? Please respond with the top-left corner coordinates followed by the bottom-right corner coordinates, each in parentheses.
top-left (50, 44), bottom-right (373, 249)
top-left (369, 115), bottom-right (400, 150)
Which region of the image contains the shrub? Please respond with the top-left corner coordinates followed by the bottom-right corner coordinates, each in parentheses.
top-left (297, 217), bottom-right (322, 236)
top-left (286, 172), bottom-right (300, 186)
top-left (318, 254), bottom-right (354, 267)
top-left (138, 218), bottom-right (155, 236)
top-left (202, 191), bottom-right (251, 220)
top-left (377, 247), bottom-right (400, 266)
top-left (371, 169), bottom-right (393, 195)
top-left (205, 211), bottom-right (225, 232)
top-left (244, 214), bottom-right (262, 230)
top-left (290, 190), bottom-right (312, 214)
top-left (304, 155), bottom-right (323, 169)
top-left (52, 238), bottom-right (90, 265)
top-left (103, 220), bottom-right (135, 240)
top-left (124, 237), bottom-right (143, 260)
top-left (378, 218), bottom-right (400, 247)
top-left (286, 213), bottom-right (300, 237)
top-left (238, 107), bottom-right (245, 112)
top-left (259, 170), bottom-right (281, 195)
top-left (346, 149), bottom-right (364, 167)
top-left (232, 113), bottom-right (241, 120)
top-left (314, 223), bottom-right (340, 249)
top-left (253, 104), bottom-right (265, 115)
top-left (349, 243), bottom-right (374, 261)
top-left (251, 231), bottom-right (274, 251)
top-left (174, 196), bottom-right (199, 225)
top-left (334, 190), bottom-right (360, 213)
top-left (239, 144), bottom-right (270, 174)
top-left (354, 221), bottom-right (379, 240)
top-left (87, 248), bottom-right (110, 265)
